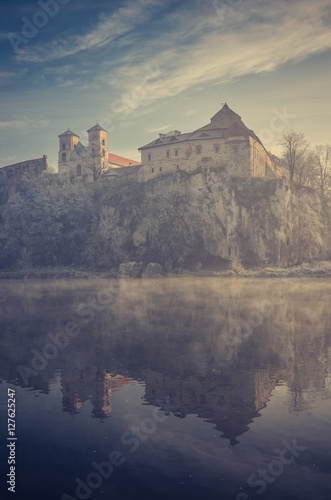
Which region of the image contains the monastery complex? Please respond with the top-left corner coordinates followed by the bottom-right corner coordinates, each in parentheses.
top-left (0, 104), bottom-right (290, 192)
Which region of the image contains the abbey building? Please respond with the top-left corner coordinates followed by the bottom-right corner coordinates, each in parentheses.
top-left (138, 103), bottom-right (289, 181)
top-left (58, 124), bottom-right (140, 182)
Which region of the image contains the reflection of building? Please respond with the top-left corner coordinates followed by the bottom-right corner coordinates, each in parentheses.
top-left (142, 368), bottom-right (286, 445)
top-left (58, 125), bottom-right (140, 182)
top-left (138, 103), bottom-right (290, 181)
top-left (60, 368), bottom-right (135, 418)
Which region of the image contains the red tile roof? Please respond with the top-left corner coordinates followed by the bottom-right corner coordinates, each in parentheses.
top-left (108, 153), bottom-right (141, 168)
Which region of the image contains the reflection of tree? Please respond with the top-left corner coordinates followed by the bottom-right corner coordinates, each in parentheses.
top-left (288, 365), bottom-right (315, 414)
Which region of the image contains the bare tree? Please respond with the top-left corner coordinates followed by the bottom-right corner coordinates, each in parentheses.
top-left (73, 139), bottom-right (105, 182)
top-left (279, 130), bottom-right (309, 182)
top-left (311, 144), bottom-right (331, 198)
top-left (295, 150), bottom-right (316, 187)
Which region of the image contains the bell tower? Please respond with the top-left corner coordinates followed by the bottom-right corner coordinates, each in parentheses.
top-left (87, 124), bottom-right (109, 170)
top-left (58, 129), bottom-right (79, 175)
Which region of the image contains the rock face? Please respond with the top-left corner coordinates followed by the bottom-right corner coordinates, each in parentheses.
top-left (118, 262), bottom-right (144, 278)
top-left (141, 263), bottom-right (165, 278)
top-left (107, 169), bottom-right (330, 269)
top-left (2, 167), bottom-right (328, 271)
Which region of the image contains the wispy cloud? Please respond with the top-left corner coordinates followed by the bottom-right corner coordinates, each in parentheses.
top-left (95, 0), bottom-right (331, 116)
top-left (147, 124), bottom-right (173, 132)
top-left (16, 0), bottom-right (176, 63)
top-left (0, 71), bottom-right (18, 78)
top-left (0, 118), bottom-right (50, 131)
top-left (0, 69), bottom-right (27, 82)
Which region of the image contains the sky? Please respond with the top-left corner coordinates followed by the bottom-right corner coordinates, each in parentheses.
top-left (0, 0), bottom-right (330, 169)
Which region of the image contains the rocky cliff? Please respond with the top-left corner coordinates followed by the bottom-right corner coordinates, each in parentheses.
top-left (100, 168), bottom-right (330, 270)
top-left (1, 169), bottom-right (330, 271)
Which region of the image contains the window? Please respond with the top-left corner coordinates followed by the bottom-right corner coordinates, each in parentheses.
top-left (102, 139), bottom-right (105, 146)
top-left (62, 143), bottom-right (66, 150)
top-left (214, 144), bottom-right (220, 153)
top-left (148, 154), bottom-right (151, 161)
top-left (151, 168), bottom-right (154, 173)
top-left (175, 149), bottom-right (178, 156)
top-left (177, 165), bottom-right (179, 169)
top-left (102, 149), bottom-right (105, 157)
top-left (7, 169), bottom-right (14, 178)
top-left (76, 164), bottom-right (82, 176)
top-left (166, 151), bottom-right (170, 158)
top-left (159, 167), bottom-right (162, 172)
top-left (196, 145), bottom-right (202, 154)
top-left (62, 152), bottom-right (66, 161)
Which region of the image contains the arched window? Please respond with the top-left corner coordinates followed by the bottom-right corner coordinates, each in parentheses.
top-left (62, 143), bottom-right (66, 150)
top-left (62, 152), bottom-right (66, 161)
top-left (102, 139), bottom-right (105, 146)
top-left (76, 164), bottom-right (82, 176)
top-left (102, 149), bottom-right (105, 157)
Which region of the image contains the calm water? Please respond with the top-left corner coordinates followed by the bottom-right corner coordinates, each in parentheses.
top-left (0, 277), bottom-right (330, 500)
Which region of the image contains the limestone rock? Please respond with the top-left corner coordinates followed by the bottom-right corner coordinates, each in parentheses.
top-left (141, 263), bottom-right (165, 278)
top-left (118, 262), bottom-right (143, 279)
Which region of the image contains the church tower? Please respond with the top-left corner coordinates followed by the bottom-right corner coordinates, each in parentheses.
top-left (87, 124), bottom-right (109, 172)
top-left (58, 129), bottom-right (80, 177)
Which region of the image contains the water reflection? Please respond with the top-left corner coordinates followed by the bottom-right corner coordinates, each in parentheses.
top-left (0, 278), bottom-right (330, 445)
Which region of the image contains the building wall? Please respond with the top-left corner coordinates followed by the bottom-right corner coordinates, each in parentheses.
top-left (0, 156), bottom-right (48, 203)
top-left (58, 151), bottom-right (95, 182)
top-left (249, 138), bottom-right (271, 177)
top-left (138, 136), bottom-right (252, 181)
top-left (58, 136), bottom-right (79, 163)
top-left (0, 156), bottom-right (48, 187)
top-left (271, 161), bottom-right (291, 180)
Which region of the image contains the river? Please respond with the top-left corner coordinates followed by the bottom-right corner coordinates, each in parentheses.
top-left (0, 277), bottom-right (330, 500)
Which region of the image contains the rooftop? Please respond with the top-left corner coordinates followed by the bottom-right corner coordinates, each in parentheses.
top-left (87, 123), bottom-right (108, 133)
top-left (58, 129), bottom-right (80, 138)
top-left (138, 103), bottom-right (261, 150)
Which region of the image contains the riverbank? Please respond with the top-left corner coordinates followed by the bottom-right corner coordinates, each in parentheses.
top-left (0, 261), bottom-right (330, 280)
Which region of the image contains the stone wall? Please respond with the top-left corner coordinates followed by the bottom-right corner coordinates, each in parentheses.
top-left (138, 136), bottom-right (290, 183)
top-left (0, 156), bottom-right (48, 203)
top-left (138, 136), bottom-right (252, 181)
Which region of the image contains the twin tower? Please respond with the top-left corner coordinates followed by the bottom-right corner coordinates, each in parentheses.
top-left (58, 124), bottom-right (109, 181)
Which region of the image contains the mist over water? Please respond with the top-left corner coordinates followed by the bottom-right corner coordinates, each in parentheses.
top-left (0, 278), bottom-right (330, 500)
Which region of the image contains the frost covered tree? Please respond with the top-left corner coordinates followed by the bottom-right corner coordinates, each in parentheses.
top-left (279, 130), bottom-right (309, 182)
top-left (311, 144), bottom-right (331, 198)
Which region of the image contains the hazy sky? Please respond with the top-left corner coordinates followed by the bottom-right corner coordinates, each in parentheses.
top-left (0, 0), bottom-right (330, 168)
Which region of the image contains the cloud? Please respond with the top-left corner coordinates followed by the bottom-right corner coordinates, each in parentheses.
top-left (0, 118), bottom-right (50, 131)
top-left (0, 71), bottom-right (18, 78)
top-left (97, 0), bottom-right (331, 116)
top-left (0, 69), bottom-right (28, 82)
top-left (147, 124), bottom-right (173, 132)
top-left (16, 0), bottom-right (176, 63)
